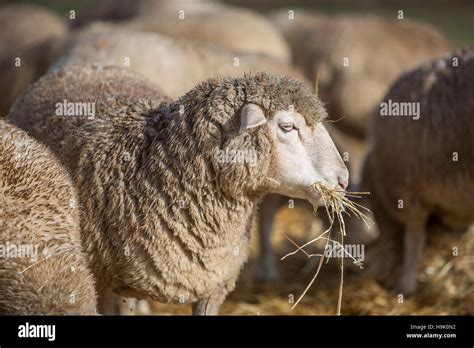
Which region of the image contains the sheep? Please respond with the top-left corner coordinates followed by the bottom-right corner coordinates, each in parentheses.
top-left (0, 4), bottom-right (68, 117)
top-left (0, 119), bottom-right (97, 315)
top-left (8, 64), bottom-right (348, 314)
top-left (0, 4), bottom-right (67, 54)
top-left (54, 29), bottom-right (308, 100)
top-left (71, 0), bottom-right (145, 28)
top-left (351, 49), bottom-right (474, 295)
top-left (74, 0), bottom-right (291, 63)
top-left (72, 0), bottom-right (207, 27)
top-left (271, 11), bottom-right (453, 138)
top-left (55, 27), bottom-right (308, 293)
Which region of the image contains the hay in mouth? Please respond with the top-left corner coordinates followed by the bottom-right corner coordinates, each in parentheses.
top-left (281, 182), bottom-right (372, 315)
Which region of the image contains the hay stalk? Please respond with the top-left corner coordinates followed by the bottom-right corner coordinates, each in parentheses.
top-left (282, 182), bottom-right (372, 315)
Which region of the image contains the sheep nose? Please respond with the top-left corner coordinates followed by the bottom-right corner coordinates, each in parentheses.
top-left (338, 175), bottom-right (348, 191)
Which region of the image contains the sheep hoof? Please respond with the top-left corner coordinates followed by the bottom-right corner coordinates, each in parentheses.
top-left (192, 299), bottom-right (220, 315)
top-left (395, 275), bottom-right (417, 297)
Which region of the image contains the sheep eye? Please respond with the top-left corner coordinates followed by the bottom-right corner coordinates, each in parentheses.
top-left (279, 123), bottom-right (295, 132)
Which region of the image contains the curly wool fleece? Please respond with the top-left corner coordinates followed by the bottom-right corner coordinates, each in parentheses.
top-left (9, 65), bottom-right (327, 306)
top-left (0, 120), bottom-right (97, 314)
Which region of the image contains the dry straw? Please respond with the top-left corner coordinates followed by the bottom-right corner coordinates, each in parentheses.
top-left (282, 182), bottom-right (372, 315)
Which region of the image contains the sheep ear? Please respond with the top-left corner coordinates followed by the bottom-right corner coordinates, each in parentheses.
top-left (240, 104), bottom-right (266, 130)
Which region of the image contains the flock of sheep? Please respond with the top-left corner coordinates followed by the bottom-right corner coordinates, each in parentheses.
top-left (0, 0), bottom-right (472, 315)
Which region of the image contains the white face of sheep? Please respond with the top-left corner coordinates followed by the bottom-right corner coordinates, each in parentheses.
top-left (241, 103), bottom-right (349, 207)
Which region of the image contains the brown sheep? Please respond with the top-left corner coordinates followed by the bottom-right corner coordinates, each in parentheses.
top-left (0, 4), bottom-right (68, 117)
top-left (354, 49), bottom-right (474, 295)
top-left (0, 4), bottom-right (67, 54)
top-left (54, 28), bottom-right (309, 312)
top-left (0, 120), bottom-right (97, 315)
top-left (74, 0), bottom-right (291, 63)
top-left (55, 29), bottom-right (309, 99)
top-left (72, 0), bottom-right (207, 27)
top-left (9, 65), bottom-right (348, 314)
top-left (271, 11), bottom-right (453, 138)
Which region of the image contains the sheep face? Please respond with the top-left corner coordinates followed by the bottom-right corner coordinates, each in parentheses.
top-left (240, 103), bottom-right (348, 208)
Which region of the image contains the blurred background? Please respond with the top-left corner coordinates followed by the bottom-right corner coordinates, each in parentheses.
top-left (0, 0), bottom-right (473, 45)
top-left (0, 0), bottom-right (472, 315)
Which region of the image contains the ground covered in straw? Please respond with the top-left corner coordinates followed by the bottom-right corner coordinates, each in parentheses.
top-left (146, 206), bottom-right (473, 315)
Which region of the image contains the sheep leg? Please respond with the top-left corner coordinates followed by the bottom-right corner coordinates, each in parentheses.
top-left (396, 223), bottom-right (426, 296)
top-left (256, 194), bottom-right (284, 282)
top-left (367, 208), bottom-right (404, 288)
top-left (192, 290), bottom-right (227, 315)
top-left (97, 288), bottom-right (119, 315)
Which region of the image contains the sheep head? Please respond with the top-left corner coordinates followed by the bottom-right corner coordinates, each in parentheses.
top-left (225, 102), bottom-right (349, 208)
top-left (188, 73), bottom-right (349, 208)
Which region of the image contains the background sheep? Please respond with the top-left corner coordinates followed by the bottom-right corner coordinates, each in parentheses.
top-left (73, 0), bottom-right (291, 63)
top-left (356, 49), bottom-right (474, 295)
top-left (71, 0), bottom-right (212, 28)
top-left (271, 11), bottom-right (453, 138)
top-left (8, 65), bottom-right (348, 314)
top-left (0, 119), bottom-right (97, 315)
top-left (55, 29), bottom-right (309, 99)
top-left (0, 4), bottom-right (68, 117)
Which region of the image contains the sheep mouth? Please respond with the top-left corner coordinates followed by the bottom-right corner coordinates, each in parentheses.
top-left (306, 183), bottom-right (346, 210)
top-left (311, 182), bottom-right (373, 223)
top-left (306, 191), bottom-right (324, 210)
